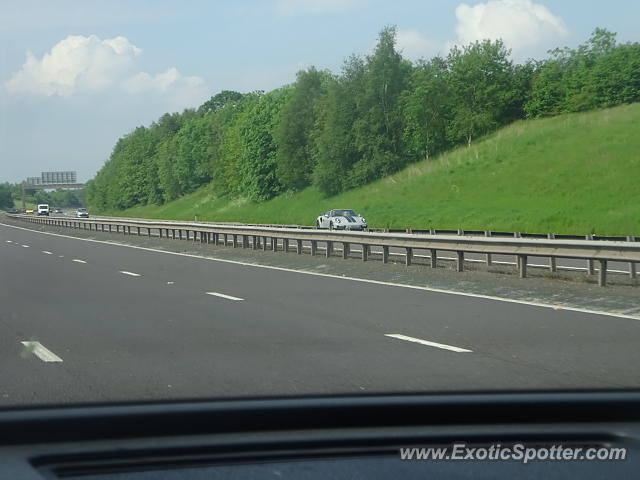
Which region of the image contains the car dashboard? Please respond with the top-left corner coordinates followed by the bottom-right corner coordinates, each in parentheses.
top-left (1, 391), bottom-right (639, 479)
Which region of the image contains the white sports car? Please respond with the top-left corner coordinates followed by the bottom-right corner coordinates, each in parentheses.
top-left (316, 209), bottom-right (368, 231)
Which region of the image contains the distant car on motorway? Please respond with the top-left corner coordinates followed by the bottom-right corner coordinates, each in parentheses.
top-left (76, 207), bottom-right (89, 218)
top-left (25, 209), bottom-right (34, 214)
top-left (316, 209), bottom-right (368, 231)
top-left (7, 208), bottom-right (20, 214)
top-left (37, 204), bottom-right (50, 216)
top-left (53, 207), bottom-right (63, 214)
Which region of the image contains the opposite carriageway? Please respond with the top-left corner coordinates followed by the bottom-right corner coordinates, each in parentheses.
top-left (9, 214), bottom-right (640, 287)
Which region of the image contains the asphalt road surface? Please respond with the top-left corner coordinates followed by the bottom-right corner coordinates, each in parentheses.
top-left (1, 221), bottom-right (639, 407)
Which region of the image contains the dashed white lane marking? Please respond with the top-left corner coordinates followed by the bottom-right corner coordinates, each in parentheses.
top-left (385, 333), bottom-right (473, 353)
top-left (72, 259), bottom-right (86, 263)
top-left (5, 240), bottom-right (11, 243)
top-left (21, 244), bottom-right (29, 248)
top-left (42, 251), bottom-right (53, 255)
top-left (119, 271), bottom-right (141, 277)
top-left (206, 291), bottom-right (244, 301)
top-left (59, 255), bottom-right (64, 258)
top-left (20, 341), bottom-right (63, 362)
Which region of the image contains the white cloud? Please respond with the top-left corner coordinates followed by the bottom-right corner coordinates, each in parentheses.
top-left (5, 34), bottom-right (208, 110)
top-left (276, 0), bottom-right (361, 16)
top-left (396, 29), bottom-right (437, 61)
top-left (5, 35), bottom-right (140, 96)
top-left (454, 0), bottom-right (568, 58)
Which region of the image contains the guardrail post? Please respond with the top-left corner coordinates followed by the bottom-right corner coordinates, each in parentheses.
top-left (547, 233), bottom-right (557, 272)
top-left (485, 231), bottom-right (492, 266)
top-left (599, 260), bottom-right (607, 287)
top-left (159, 228), bottom-right (163, 238)
top-left (311, 240), bottom-right (317, 256)
top-left (342, 242), bottom-right (350, 259)
top-left (627, 237), bottom-right (637, 279)
top-left (272, 237), bottom-right (278, 252)
top-left (361, 244), bottom-right (368, 261)
top-left (231, 234), bottom-right (236, 247)
top-left (243, 235), bottom-right (249, 248)
top-left (326, 241), bottom-right (332, 258)
top-left (518, 255), bottom-right (528, 278)
top-left (283, 238), bottom-right (289, 252)
top-left (430, 249), bottom-right (437, 268)
top-left (297, 239), bottom-right (303, 255)
top-left (405, 247), bottom-right (413, 266)
top-left (382, 245), bottom-right (389, 264)
top-left (586, 235), bottom-right (595, 274)
top-left (456, 251), bottom-right (464, 272)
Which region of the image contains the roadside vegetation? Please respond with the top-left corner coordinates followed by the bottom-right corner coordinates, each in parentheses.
top-left (87, 28), bottom-right (640, 235)
top-left (117, 103), bottom-right (640, 235)
top-left (0, 184), bottom-right (84, 211)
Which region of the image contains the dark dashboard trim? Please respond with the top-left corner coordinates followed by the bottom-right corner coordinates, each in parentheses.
top-left (2, 391), bottom-right (640, 445)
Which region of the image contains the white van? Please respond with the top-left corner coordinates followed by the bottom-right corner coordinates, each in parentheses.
top-left (37, 204), bottom-right (50, 216)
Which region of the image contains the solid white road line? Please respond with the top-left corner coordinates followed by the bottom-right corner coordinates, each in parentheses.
top-left (385, 333), bottom-right (473, 353)
top-left (72, 259), bottom-right (86, 263)
top-left (42, 251), bottom-right (53, 255)
top-left (206, 291), bottom-right (244, 301)
top-left (119, 271), bottom-right (141, 277)
top-left (1, 221), bottom-right (638, 321)
top-left (20, 341), bottom-right (63, 362)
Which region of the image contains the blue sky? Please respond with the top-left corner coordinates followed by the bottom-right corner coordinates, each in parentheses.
top-left (1, 0), bottom-right (638, 183)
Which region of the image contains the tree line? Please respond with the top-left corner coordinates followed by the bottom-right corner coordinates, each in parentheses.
top-left (86, 27), bottom-right (640, 211)
top-left (0, 183), bottom-right (84, 210)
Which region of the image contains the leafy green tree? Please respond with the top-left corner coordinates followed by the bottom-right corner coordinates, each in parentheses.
top-left (401, 56), bottom-right (451, 161)
top-left (447, 39), bottom-right (517, 146)
top-left (348, 26), bottom-right (411, 187)
top-left (237, 88), bottom-right (291, 201)
top-left (0, 183), bottom-right (14, 210)
top-left (198, 90), bottom-right (243, 115)
top-left (275, 67), bottom-right (330, 191)
top-left (312, 57), bottom-right (363, 195)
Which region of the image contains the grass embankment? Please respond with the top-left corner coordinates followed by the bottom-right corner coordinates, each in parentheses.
top-left (112, 103), bottom-right (640, 235)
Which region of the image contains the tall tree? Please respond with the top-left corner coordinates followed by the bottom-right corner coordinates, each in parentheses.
top-left (401, 56), bottom-right (451, 161)
top-left (275, 67), bottom-right (329, 191)
top-left (447, 39), bottom-right (516, 146)
top-left (348, 26), bottom-right (411, 187)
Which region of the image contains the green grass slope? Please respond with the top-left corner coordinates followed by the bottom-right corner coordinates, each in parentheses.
top-left (115, 103), bottom-right (640, 235)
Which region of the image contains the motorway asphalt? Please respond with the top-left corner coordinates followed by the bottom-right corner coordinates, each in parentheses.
top-left (1, 221), bottom-right (640, 407)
